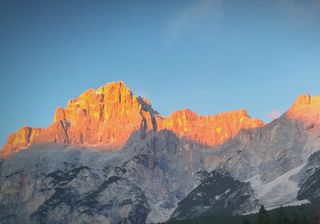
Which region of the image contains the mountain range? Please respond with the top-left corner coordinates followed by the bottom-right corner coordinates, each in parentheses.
top-left (1, 81), bottom-right (320, 224)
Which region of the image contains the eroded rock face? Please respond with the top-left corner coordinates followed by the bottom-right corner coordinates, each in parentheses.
top-left (167, 95), bottom-right (320, 220)
top-left (297, 151), bottom-right (320, 203)
top-left (286, 94), bottom-right (320, 124)
top-left (2, 92), bottom-right (320, 223)
top-left (0, 148), bottom-right (151, 224)
top-left (1, 81), bottom-right (157, 155)
top-left (171, 168), bottom-right (259, 220)
top-left (157, 109), bottom-right (263, 146)
top-left (1, 81), bottom-right (263, 156)
top-left (1, 126), bottom-right (43, 155)
top-left (0, 132), bottom-right (209, 224)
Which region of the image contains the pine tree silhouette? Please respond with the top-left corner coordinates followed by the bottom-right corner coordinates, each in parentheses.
top-left (276, 207), bottom-right (290, 224)
top-left (301, 215), bottom-right (309, 224)
top-left (257, 205), bottom-right (271, 224)
top-left (291, 211), bottom-right (302, 224)
top-left (242, 217), bottom-right (251, 224)
top-left (315, 200), bottom-right (320, 224)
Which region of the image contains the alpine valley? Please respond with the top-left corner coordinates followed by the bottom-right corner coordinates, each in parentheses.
top-left (1, 81), bottom-right (320, 224)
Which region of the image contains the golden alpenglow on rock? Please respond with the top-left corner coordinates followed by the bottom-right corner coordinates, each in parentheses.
top-left (1, 81), bottom-right (264, 156)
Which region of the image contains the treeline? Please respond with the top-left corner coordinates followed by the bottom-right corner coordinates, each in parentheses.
top-left (162, 203), bottom-right (320, 224)
top-left (245, 205), bottom-right (311, 224)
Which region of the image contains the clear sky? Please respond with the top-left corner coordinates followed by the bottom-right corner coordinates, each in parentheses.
top-left (1, 0), bottom-right (320, 147)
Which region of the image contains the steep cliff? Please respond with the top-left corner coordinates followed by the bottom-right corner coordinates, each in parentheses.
top-left (1, 81), bottom-right (263, 156)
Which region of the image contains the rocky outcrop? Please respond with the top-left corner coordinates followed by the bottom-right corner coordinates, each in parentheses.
top-left (171, 168), bottom-right (259, 220)
top-left (297, 151), bottom-right (320, 203)
top-left (1, 81), bottom-right (263, 156)
top-left (0, 148), bottom-right (151, 224)
top-left (1, 81), bottom-right (157, 155)
top-left (29, 168), bottom-right (149, 224)
top-left (286, 94), bottom-right (320, 124)
top-left (157, 108), bottom-right (263, 146)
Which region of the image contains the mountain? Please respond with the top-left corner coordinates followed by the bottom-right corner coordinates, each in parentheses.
top-left (1, 81), bottom-right (158, 155)
top-left (1, 81), bottom-right (262, 156)
top-left (1, 81), bottom-right (320, 224)
top-left (171, 94), bottom-right (320, 220)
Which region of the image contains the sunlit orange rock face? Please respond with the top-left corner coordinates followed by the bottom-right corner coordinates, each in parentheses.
top-left (286, 94), bottom-right (320, 124)
top-left (157, 109), bottom-right (263, 146)
top-left (1, 81), bottom-right (263, 156)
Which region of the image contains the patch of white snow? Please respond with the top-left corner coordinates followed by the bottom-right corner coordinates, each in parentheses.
top-left (246, 163), bottom-right (307, 208)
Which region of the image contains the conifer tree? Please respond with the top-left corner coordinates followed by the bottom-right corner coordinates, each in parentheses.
top-left (301, 215), bottom-right (309, 224)
top-left (276, 207), bottom-right (290, 224)
top-left (257, 205), bottom-right (271, 224)
top-left (315, 201), bottom-right (320, 224)
top-left (291, 211), bottom-right (302, 224)
top-left (242, 217), bottom-right (251, 224)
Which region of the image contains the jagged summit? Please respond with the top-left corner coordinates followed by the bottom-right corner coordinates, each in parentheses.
top-left (1, 81), bottom-right (156, 155)
top-left (1, 81), bottom-right (263, 156)
top-left (159, 108), bottom-right (263, 146)
top-left (2, 83), bottom-right (320, 224)
top-left (286, 94), bottom-right (320, 123)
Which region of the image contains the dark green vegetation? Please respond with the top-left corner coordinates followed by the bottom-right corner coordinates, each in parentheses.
top-left (162, 203), bottom-right (320, 224)
top-left (298, 169), bottom-right (320, 203)
top-left (171, 168), bottom-right (257, 220)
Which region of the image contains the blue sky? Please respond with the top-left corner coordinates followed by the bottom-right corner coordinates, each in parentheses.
top-left (1, 0), bottom-right (320, 146)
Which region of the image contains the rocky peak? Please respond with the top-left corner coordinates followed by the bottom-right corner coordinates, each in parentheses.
top-left (286, 94), bottom-right (320, 124)
top-left (293, 94), bottom-right (312, 106)
top-left (103, 81), bottom-right (133, 102)
top-left (54, 107), bottom-right (66, 122)
top-left (168, 109), bottom-right (198, 121)
top-left (158, 109), bottom-right (263, 147)
top-left (1, 81), bottom-right (156, 156)
top-left (1, 81), bottom-right (264, 156)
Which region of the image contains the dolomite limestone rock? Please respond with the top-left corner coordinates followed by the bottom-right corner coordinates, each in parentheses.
top-left (1, 81), bottom-right (263, 156)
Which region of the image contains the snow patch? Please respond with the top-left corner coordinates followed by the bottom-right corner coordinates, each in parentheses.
top-left (146, 201), bottom-right (176, 224)
top-left (246, 163), bottom-right (307, 208)
top-left (214, 189), bottom-right (230, 200)
top-left (196, 192), bottom-right (203, 197)
top-left (242, 199), bottom-right (310, 215)
top-left (246, 175), bottom-right (262, 188)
